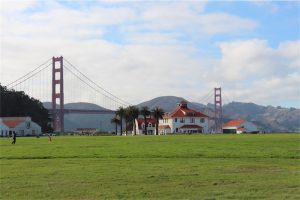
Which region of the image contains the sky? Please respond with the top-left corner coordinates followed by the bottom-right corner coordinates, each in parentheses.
top-left (0, 0), bottom-right (299, 108)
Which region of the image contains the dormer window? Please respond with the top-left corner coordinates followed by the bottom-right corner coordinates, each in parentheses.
top-left (148, 123), bottom-right (152, 127)
top-left (177, 101), bottom-right (188, 108)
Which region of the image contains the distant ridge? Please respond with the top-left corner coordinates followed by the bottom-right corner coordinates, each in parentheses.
top-left (42, 98), bottom-right (300, 132)
top-left (43, 102), bottom-right (110, 111)
top-left (136, 96), bottom-right (300, 132)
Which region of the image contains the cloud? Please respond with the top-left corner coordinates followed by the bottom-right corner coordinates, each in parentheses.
top-left (217, 39), bottom-right (299, 81)
top-left (212, 39), bottom-right (300, 106)
top-left (0, 1), bottom-right (299, 108)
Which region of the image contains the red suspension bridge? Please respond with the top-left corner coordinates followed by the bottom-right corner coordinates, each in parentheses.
top-left (5, 56), bottom-right (226, 132)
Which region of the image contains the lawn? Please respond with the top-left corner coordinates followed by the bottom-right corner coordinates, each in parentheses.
top-left (0, 134), bottom-right (299, 199)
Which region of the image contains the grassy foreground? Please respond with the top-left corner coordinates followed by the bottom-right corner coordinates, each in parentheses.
top-left (0, 134), bottom-right (299, 199)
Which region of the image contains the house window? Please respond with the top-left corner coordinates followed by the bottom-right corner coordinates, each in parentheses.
top-left (148, 123), bottom-right (152, 127)
top-left (180, 118), bottom-right (185, 123)
top-left (142, 123), bottom-right (145, 129)
top-left (175, 118), bottom-right (177, 122)
top-left (190, 118), bottom-right (194, 123)
top-left (200, 118), bottom-right (205, 123)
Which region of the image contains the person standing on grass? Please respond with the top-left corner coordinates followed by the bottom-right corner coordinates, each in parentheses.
top-left (48, 134), bottom-right (52, 143)
top-left (11, 132), bottom-right (16, 144)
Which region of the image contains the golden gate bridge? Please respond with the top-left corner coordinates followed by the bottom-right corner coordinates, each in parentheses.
top-left (5, 56), bottom-right (225, 132)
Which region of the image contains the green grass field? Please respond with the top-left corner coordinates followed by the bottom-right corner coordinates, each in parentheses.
top-left (0, 134), bottom-right (299, 199)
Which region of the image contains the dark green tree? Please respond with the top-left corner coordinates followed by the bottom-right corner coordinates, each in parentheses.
top-left (0, 84), bottom-right (52, 132)
top-left (127, 106), bottom-right (139, 135)
top-left (116, 106), bottom-right (125, 136)
top-left (140, 106), bottom-right (150, 135)
top-left (111, 115), bottom-right (120, 135)
top-left (151, 107), bottom-right (164, 135)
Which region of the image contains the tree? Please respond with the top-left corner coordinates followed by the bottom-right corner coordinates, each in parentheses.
top-left (127, 106), bottom-right (139, 135)
top-left (116, 107), bottom-right (125, 136)
top-left (152, 107), bottom-right (164, 135)
top-left (111, 116), bottom-right (120, 135)
top-left (0, 84), bottom-right (51, 132)
top-left (124, 107), bottom-right (131, 135)
top-left (140, 106), bottom-right (150, 135)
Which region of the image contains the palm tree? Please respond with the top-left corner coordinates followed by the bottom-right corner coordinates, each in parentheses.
top-left (152, 107), bottom-right (164, 135)
top-left (140, 106), bottom-right (150, 135)
top-left (124, 107), bottom-right (131, 135)
top-left (116, 107), bottom-right (125, 136)
top-left (124, 106), bottom-right (139, 135)
top-left (111, 116), bottom-right (120, 135)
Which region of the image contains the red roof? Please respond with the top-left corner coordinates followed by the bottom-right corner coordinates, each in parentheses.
top-left (223, 119), bottom-right (246, 127)
top-left (136, 118), bottom-right (156, 129)
top-left (163, 107), bottom-right (208, 118)
top-left (159, 125), bottom-right (171, 129)
top-left (1, 117), bottom-right (28, 128)
top-left (179, 125), bottom-right (203, 129)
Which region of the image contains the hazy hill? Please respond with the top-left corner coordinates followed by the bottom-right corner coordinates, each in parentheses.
top-left (42, 102), bottom-right (114, 132)
top-left (43, 102), bottom-right (109, 110)
top-left (136, 96), bottom-right (205, 112)
top-left (136, 96), bottom-right (300, 132)
top-left (42, 98), bottom-right (300, 132)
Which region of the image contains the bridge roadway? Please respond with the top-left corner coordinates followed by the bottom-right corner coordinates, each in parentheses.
top-left (48, 109), bottom-right (115, 114)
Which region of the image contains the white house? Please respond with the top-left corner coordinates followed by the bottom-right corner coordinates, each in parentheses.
top-left (223, 119), bottom-right (258, 134)
top-left (0, 117), bottom-right (41, 137)
top-left (159, 101), bottom-right (209, 134)
top-left (134, 118), bottom-right (156, 135)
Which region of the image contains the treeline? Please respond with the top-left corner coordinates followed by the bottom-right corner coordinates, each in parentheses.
top-left (111, 105), bottom-right (164, 135)
top-left (0, 84), bottom-right (52, 132)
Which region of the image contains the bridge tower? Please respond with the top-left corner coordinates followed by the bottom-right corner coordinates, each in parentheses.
top-left (52, 56), bottom-right (64, 132)
top-left (214, 87), bottom-right (222, 133)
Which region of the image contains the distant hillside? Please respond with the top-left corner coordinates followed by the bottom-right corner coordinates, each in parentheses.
top-left (136, 96), bottom-right (205, 112)
top-left (136, 96), bottom-right (300, 132)
top-left (43, 102), bottom-right (110, 111)
top-left (223, 102), bottom-right (300, 132)
top-left (42, 99), bottom-right (300, 132)
top-left (42, 102), bottom-right (114, 132)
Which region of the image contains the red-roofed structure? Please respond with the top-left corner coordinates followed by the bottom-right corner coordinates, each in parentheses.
top-left (0, 117), bottom-right (41, 137)
top-left (223, 119), bottom-right (246, 127)
top-left (159, 101), bottom-right (209, 134)
top-left (223, 119), bottom-right (258, 134)
top-left (134, 118), bottom-right (156, 135)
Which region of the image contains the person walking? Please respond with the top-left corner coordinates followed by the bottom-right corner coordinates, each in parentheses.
top-left (48, 134), bottom-right (52, 143)
top-left (11, 132), bottom-right (16, 144)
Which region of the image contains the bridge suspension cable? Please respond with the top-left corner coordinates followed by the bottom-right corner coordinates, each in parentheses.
top-left (63, 65), bottom-right (128, 108)
top-left (64, 58), bottom-right (131, 106)
top-left (6, 58), bottom-right (52, 88)
top-left (7, 62), bottom-right (52, 89)
top-left (197, 89), bottom-right (214, 105)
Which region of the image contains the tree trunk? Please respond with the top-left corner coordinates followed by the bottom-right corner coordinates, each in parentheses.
top-left (115, 123), bottom-right (117, 135)
top-left (133, 119), bottom-right (136, 135)
top-left (120, 118), bottom-right (123, 136)
top-left (156, 118), bottom-right (159, 135)
top-left (144, 115), bottom-right (147, 135)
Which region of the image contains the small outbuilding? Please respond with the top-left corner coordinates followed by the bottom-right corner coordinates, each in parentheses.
top-left (223, 119), bottom-right (258, 134)
top-left (0, 116), bottom-right (41, 137)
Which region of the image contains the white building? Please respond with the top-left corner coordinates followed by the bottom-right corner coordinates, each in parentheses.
top-left (0, 117), bottom-right (41, 137)
top-left (134, 118), bottom-right (156, 135)
top-left (223, 119), bottom-right (258, 134)
top-left (159, 101), bottom-right (209, 134)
